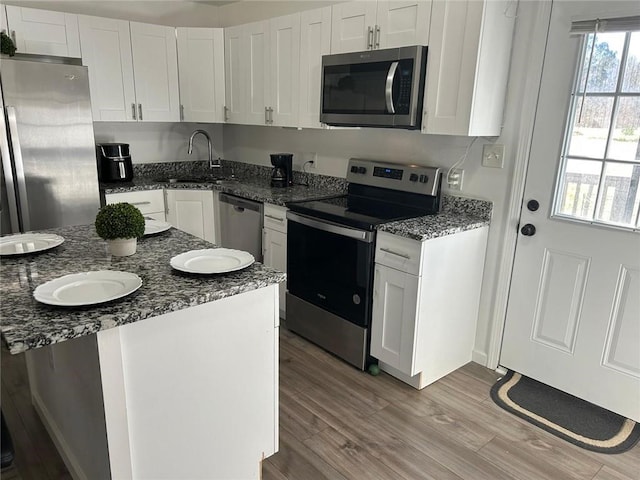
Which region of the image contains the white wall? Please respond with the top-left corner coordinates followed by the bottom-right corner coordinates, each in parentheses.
top-left (93, 122), bottom-right (224, 164)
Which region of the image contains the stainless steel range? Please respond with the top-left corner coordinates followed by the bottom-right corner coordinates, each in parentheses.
top-left (286, 158), bottom-right (442, 370)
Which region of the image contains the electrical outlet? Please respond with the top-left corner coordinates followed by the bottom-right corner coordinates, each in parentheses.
top-left (482, 144), bottom-right (505, 168)
top-left (303, 152), bottom-right (318, 169)
top-left (448, 169), bottom-right (464, 190)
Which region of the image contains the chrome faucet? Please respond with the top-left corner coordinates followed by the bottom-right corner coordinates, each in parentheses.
top-left (188, 129), bottom-right (221, 169)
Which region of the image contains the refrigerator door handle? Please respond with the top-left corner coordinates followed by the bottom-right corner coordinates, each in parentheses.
top-left (5, 106), bottom-right (31, 231)
top-left (0, 108), bottom-right (20, 232)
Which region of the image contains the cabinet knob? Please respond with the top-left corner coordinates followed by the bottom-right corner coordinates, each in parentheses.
top-left (520, 224), bottom-right (536, 236)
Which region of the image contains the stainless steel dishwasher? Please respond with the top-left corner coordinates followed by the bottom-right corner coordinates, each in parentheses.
top-left (218, 193), bottom-right (263, 262)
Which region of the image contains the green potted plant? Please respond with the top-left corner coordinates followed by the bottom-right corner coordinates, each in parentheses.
top-left (95, 203), bottom-right (145, 256)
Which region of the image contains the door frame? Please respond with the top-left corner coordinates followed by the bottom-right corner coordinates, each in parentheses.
top-left (486, 1), bottom-right (553, 370)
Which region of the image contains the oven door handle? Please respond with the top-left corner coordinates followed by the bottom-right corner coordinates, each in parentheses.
top-left (287, 212), bottom-right (374, 243)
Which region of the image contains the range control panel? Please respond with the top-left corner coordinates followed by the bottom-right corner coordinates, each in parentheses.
top-left (346, 158), bottom-right (441, 196)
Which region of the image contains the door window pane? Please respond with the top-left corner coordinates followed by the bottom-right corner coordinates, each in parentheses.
top-left (622, 32), bottom-right (640, 92)
top-left (578, 33), bottom-right (625, 93)
top-left (596, 162), bottom-right (640, 227)
top-left (557, 159), bottom-right (601, 220)
top-left (610, 96), bottom-right (640, 161)
top-left (568, 96), bottom-right (613, 158)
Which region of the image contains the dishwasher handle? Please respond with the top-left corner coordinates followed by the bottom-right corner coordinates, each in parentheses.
top-left (219, 193), bottom-right (261, 213)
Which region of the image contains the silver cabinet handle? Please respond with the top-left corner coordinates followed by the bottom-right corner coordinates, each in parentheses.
top-left (268, 107), bottom-right (274, 124)
top-left (5, 106), bottom-right (30, 231)
top-left (265, 107), bottom-right (269, 124)
top-left (11, 30), bottom-right (16, 45)
top-left (129, 201), bottom-right (151, 206)
top-left (265, 214), bottom-right (284, 222)
top-left (385, 61), bottom-right (399, 114)
top-left (132, 103), bottom-right (137, 120)
top-left (374, 25), bottom-right (380, 49)
top-left (224, 105), bottom-right (229, 121)
top-left (380, 247), bottom-right (411, 259)
top-left (367, 26), bottom-right (374, 50)
top-left (138, 104), bottom-right (143, 121)
top-left (180, 104), bottom-right (185, 121)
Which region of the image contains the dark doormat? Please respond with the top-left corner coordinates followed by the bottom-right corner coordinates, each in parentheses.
top-left (490, 370), bottom-right (640, 454)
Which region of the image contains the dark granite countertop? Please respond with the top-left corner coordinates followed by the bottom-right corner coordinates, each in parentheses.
top-left (0, 225), bottom-right (286, 355)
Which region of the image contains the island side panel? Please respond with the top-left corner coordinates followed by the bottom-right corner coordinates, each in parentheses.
top-left (97, 284), bottom-right (279, 480)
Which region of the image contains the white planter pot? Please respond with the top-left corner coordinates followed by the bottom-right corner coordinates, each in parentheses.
top-left (107, 238), bottom-right (137, 257)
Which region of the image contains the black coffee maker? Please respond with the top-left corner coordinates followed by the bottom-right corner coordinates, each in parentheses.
top-left (270, 153), bottom-right (293, 188)
top-left (97, 143), bottom-right (134, 182)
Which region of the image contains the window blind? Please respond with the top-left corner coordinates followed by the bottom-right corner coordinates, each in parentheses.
top-left (570, 16), bottom-right (640, 35)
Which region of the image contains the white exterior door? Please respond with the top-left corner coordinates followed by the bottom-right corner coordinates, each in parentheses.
top-left (176, 27), bottom-right (225, 123)
top-left (269, 13), bottom-right (301, 127)
top-left (129, 22), bottom-right (180, 122)
top-left (501, 1), bottom-right (640, 422)
top-left (78, 15), bottom-right (136, 121)
top-left (299, 7), bottom-right (332, 129)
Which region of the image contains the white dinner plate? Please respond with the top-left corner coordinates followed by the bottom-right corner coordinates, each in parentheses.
top-left (144, 218), bottom-right (172, 236)
top-left (0, 233), bottom-right (65, 256)
top-left (170, 248), bottom-right (255, 274)
top-left (33, 271), bottom-right (143, 307)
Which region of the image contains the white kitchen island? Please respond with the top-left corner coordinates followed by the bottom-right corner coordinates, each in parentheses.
top-left (1, 225), bottom-right (282, 479)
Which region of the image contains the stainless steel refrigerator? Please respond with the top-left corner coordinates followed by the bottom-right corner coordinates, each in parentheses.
top-left (0, 55), bottom-right (100, 235)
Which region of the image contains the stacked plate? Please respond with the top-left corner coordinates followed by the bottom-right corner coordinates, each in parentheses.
top-left (144, 218), bottom-right (172, 236)
top-left (170, 248), bottom-right (255, 274)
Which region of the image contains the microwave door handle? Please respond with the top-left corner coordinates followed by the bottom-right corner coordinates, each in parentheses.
top-left (385, 61), bottom-right (399, 114)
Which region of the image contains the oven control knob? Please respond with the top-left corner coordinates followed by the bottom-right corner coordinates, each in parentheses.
top-left (409, 173), bottom-right (418, 182)
top-left (357, 167), bottom-right (367, 174)
top-left (419, 174), bottom-right (429, 183)
top-left (350, 165), bottom-right (358, 173)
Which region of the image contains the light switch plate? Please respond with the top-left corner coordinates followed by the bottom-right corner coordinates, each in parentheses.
top-left (482, 144), bottom-right (505, 168)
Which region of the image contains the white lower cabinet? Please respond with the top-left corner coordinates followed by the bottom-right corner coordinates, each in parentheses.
top-left (371, 227), bottom-right (489, 389)
top-left (104, 189), bottom-right (166, 221)
top-left (262, 203), bottom-right (287, 318)
top-left (165, 189), bottom-right (215, 242)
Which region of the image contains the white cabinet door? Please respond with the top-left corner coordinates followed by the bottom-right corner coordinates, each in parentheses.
top-left (375, 0), bottom-right (431, 49)
top-left (269, 14), bottom-right (300, 127)
top-left (177, 28), bottom-right (225, 123)
top-left (130, 22), bottom-right (180, 122)
top-left (165, 190), bottom-right (215, 242)
top-left (78, 15), bottom-right (136, 122)
top-left (299, 7), bottom-right (331, 129)
top-left (422, 0), bottom-right (515, 136)
top-left (105, 190), bottom-right (166, 220)
top-left (245, 21), bottom-right (271, 125)
top-left (371, 264), bottom-right (419, 375)
top-left (5, 5), bottom-right (80, 57)
top-left (262, 227), bottom-right (287, 317)
top-left (224, 25), bottom-right (245, 124)
top-left (330, 1), bottom-right (377, 53)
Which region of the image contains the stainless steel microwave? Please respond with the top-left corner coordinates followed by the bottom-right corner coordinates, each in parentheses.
top-left (320, 45), bottom-right (427, 129)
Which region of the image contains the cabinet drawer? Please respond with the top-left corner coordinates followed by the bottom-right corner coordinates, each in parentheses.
top-left (105, 189), bottom-right (165, 214)
top-left (263, 203), bottom-right (287, 233)
top-left (375, 231), bottom-right (422, 275)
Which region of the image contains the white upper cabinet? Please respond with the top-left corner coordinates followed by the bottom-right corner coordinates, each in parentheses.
top-left (269, 14), bottom-right (300, 127)
top-left (299, 7), bottom-right (331, 129)
top-left (3, 5), bottom-right (80, 57)
top-left (422, 0), bottom-right (516, 136)
top-left (78, 16), bottom-right (135, 121)
top-left (129, 22), bottom-right (180, 122)
top-left (224, 25), bottom-right (244, 124)
top-left (176, 28), bottom-right (226, 123)
top-left (330, 0), bottom-right (430, 53)
top-left (224, 15), bottom-right (301, 128)
top-left (78, 16), bottom-right (180, 122)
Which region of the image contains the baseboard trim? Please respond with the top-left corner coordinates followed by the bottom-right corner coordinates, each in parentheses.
top-left (31, 391), bottom-right (88, 480)
top-left (472, 349), bottom-right (488, 367)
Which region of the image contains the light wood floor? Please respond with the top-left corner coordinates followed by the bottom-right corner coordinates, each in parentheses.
top-left (2, 327), bottom-right (639, 480)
